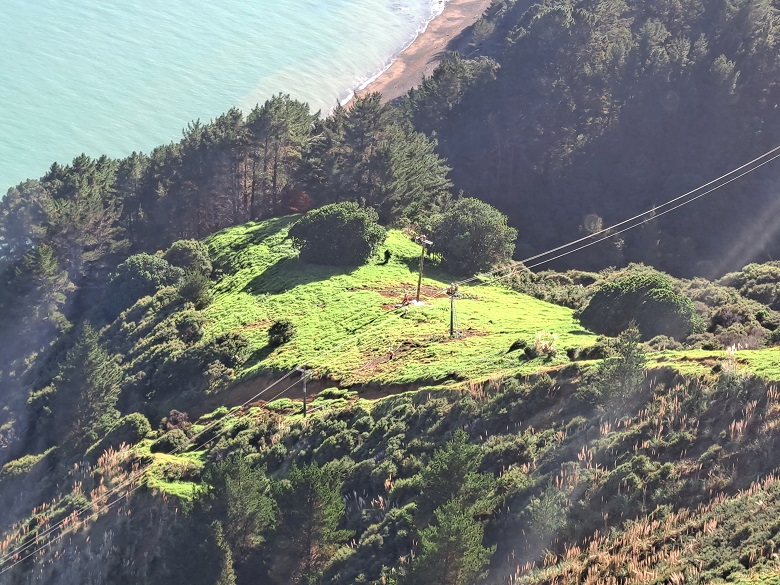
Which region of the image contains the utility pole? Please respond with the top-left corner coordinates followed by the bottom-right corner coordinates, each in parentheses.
top-left (415, 236), bottom-right (433, 303)
top-left (297, 365), bottom-right (308, 416)
top-left (450, 292), bottom-right (455, 337)
top-left (447, 283), bottom-right (459, 337)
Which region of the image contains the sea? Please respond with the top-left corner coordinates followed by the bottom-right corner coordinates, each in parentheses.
top-left (0, 0), bottom-right (447, 192)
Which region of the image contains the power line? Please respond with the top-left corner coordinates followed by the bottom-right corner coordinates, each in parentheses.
top-left (521, 144), bottom-right (780, 267)
top-left (0, 299), bottom-right (409, 574)
top-left (0, 369), bottom-right (298, 571)
top-left (525, 149), bottom-right (780, 270)
top-left (3, 143), bottom-right (779, 575)
top-left (427, 143), bottom-right (780, 298)
top-left (0, 374), bottom-right (307, 576)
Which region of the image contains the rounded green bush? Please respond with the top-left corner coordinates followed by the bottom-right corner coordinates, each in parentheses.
top-left (288, 202), bottom-right (387, 265)
top-left (163, 239), bottom-right (212, 276)
top-left (578, 273), bottom-right (700, 340)
top-left (268, 319), bottom-right (296, 347)
top-left (103, 253), bottom-right (183, 319)
top-left (428, 197), bottom-right (517, 275)
top-left (150, 428), bottom-right (189, 453)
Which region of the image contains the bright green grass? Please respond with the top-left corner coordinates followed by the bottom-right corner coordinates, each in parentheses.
top-left (650, 347), bottom-right (780, 380)
top-left (203, 218), bottom-right (599, 388)
top-left (203, 218), bottom-right (780, 387)
top-left (133, 440), bottom-right (205, 500)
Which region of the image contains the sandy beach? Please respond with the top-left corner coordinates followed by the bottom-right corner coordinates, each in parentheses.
top-left (355, 0), bottom-right (493, 102)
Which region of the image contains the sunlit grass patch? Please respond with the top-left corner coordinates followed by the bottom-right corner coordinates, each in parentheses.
top-left (202, 219), bottom-right (600, 389)
top-left (201, 217), bottom-right (780, 394)
top-left (649, 347), bottom-right (780, 381)
top-left (132, 439), bottom-right (205, 500)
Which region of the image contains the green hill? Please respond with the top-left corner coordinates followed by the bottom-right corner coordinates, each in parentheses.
top-left (202, 217), bottom-right (597, 388)
top-left (4, 217), bottom-right (780, 585)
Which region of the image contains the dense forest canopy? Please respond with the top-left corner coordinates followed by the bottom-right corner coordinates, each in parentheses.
top-left (404, 0), bottom-right (780, 277)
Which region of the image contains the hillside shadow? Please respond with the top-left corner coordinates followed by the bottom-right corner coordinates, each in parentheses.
top-left (399, 252), bottom-right (446, 272)
top-left (242, 343), bottom-right (276, 371)
top-left (243, 256), bottom-right (354, 295)
top-left (217, 216), bottom-right (297, 249)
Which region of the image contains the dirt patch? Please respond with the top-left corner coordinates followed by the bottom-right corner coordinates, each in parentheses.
top-left (240, 319), bottom-right (271, 331)
top-left (376, 283), bottom-right (445, 299)
top-left (441, 328), bottom-right (488, 341)
top-left (376, 283), bottom-right (451, 310)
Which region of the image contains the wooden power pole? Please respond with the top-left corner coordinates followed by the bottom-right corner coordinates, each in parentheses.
top-left (447, 283), bottom-right (459, 337)
top-left (415, 236), bottom-right (433, 302)
top-left (297, 365), bottom-right (308, 416)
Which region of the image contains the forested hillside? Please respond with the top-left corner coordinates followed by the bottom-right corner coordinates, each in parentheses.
top-left (403, 0), bottom-right (780, 276)
top-left (1, 0), bottom-right (780, 583)
top-left (1, 216), bottom-right (780, 584)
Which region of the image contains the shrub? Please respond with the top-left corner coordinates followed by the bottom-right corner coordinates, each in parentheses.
top-left (163, 239), bottom-right (212, 276)
top-left (646, 335), bottom-right (683, 351)
top-left (567, 344), bottom-right (612, 360)
top-left (578, 340), bottom-right (613, 360)
top-left (687, 332), bottom-right (722, 350)
top-left (103, 253), bottom-right (183, 319)
top-left (710, 303), bottom-right (753, 330)
top-left (268, 319), bottom-right (296, 347)
top-left (508, 269), bottom-right (592, 309)
top-left (288, 202), bottom-right (387, 265)
top-left (756, 309), bottom-right (780, 330)
top-left (582, 326), bottom-right (645, 405)
top-left (507, 339), bottom-right (528, 353)
top-left (114, 412), bottom-right (152, 443)
top-left (266, 398), bottom-right (298, 413)
top-left (578, 272), bottom-right (700, 340)
top-left (317, 388), bottom-right (353, 400)
top-left (716, 323), bottom-right (767, 350)
top-left (153, 333), bottom-right (250, 395)
top-left (162, 410), bottom-right (191, 432)
top-left (150, 428), bottom-right (189, 453)
top-left (428, 197), bottom-right (517, 275)
top-left (174, 310), bottom-right (207, 343)
top-left (0, 450), bottom-right (51, 482)
top-left (718, 262), bottom-right (780, 310)
top-left (533, 331), bottom-right (558, 358)
top-left (177, 270), bottom-right (214, 308)
top-left (89, 412), bottom-right (153, 455)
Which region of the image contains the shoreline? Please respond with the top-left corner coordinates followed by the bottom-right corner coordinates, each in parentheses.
top-left (352, 0), bottom-right (493, 104)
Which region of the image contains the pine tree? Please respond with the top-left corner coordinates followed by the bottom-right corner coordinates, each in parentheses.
top-left (212, 521), bottom-right (238, 585)
top-left (203, 458), bottom-right (278, 559)
top-left (55, 324), bottom-right (122, 444)
top-left (247, 94), bottom-right (317, 218)
top-left (272, 462), bottom-right (351, 583)
top-left (405, 500), bottom-right (494, 585)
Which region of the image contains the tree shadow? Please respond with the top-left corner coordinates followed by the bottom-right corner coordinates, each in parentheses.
top-left (399, 251), bottom-right (446, 273)
top-left (237, 216), bottom-right (298, 247)
top-left (242, 343), bottom-right (277, 371)
top-left (242, 256), bottom-right (355, 295)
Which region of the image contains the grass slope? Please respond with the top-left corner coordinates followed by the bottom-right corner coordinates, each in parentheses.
top-left (649, 348), bottom-right (780, 380)
top-left (204, 217), bottom-right (598, 388)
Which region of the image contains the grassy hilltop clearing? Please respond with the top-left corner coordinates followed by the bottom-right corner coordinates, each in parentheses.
top-left (202, 217), bottom-right (597, 388)
top-left (201, 217), bottom-right (780, 395)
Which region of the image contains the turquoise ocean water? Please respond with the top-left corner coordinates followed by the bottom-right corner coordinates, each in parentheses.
top-left (0, 0), bottom-right (446, 192)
